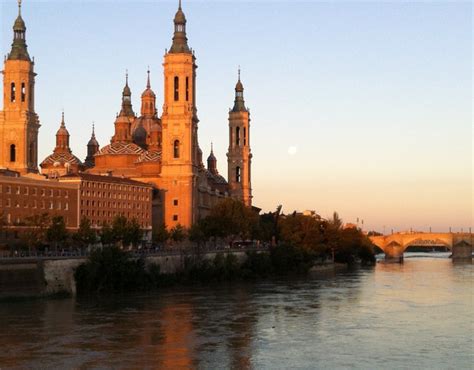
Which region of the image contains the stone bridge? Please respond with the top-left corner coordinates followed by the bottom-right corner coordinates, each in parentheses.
top-left (369, 232), bottom-right (472, 260)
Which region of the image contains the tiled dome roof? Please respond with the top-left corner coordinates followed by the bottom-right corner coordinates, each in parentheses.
top-left (97, 142), bottom-right (145, 156)
top-left (40, 152), bottom-right (83, 167)
top-left (136, 150), bottom-right (162, 163)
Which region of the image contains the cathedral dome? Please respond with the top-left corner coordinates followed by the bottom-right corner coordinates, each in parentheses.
top-left (136, 149), bottom-right (162, 164)
top-left (56, 125), bottom-right (69, 137)
top-left (142, 87), bottom-right (156, 98)
top-left (97, 142), bottom-right (145, 156)
top-left (41, 152), bottom-right (82, 167)
top-left (131, 116), bottom-right (161, 149)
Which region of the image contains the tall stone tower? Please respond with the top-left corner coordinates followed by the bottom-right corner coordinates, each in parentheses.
top-left (160, 1), bottom-right (199, 228)
top-left (0, 1), bottom-right (40, 174)
top-left (227, 70), bottom-right (252, 207)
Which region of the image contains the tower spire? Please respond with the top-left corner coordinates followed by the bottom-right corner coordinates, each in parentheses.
top-left (146, 67), bottom-right (151, 89)
top-left (61, 110), bottom-right (65, 127)
top-left (169, 0), bottom-right (190, 54)
top-left (233, 67), bottom-right (247, 112)
top-left (9, 0), bottom-right (30, 61)
top-left (120, 70), bottom-right (134, 117)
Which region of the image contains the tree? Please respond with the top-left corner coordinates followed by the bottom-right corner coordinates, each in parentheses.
top-left (22, 213), bottom-right (50, 252)
top-left (208, 198), bottom-right (258, 241)
top-left (153, 223), bottom-right (169, 245)
top-left (188, 219), bottom-right (209, 249)
top-left (279, 214), bottom-right (326, 254)
top-left (125, 218), bottom-right (142, 248)
top-left (170, 224), bottom-right (186, 244)
top-left (73, 217), bottom-right (97, 250)
top-left (100, 222), bottom-right (114, 246)
top-left (111, 215), bottom-right (128, 245)
top-left (46, 216), bottom-right (68, 251)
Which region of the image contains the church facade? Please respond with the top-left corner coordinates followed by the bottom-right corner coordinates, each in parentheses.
top-left (0, 1), bottom-right (253, 230)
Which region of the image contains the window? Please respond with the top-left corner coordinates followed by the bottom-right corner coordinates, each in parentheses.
top-left (6, 186), bottom-right (11, 194)
top-left (173, 199), bottom-right (178, 206)
top-left (236, 166), bottom-right (241, 183)
top-left (174, 76), bottom-right (179, 101)
top-left (243, 127), bottom-right (247, 146)
top-left (65, 203), bottom-right (69, 211)
top-left (236, 127), bottom-right (240, 146)
top-left (21, 83), bottom-right (26, 102)
top-left (185, 77), bottom-right (189, 101)
top-left (10, 82), bottom-right (16, 102)
top-left (173, 140), bottom-right (180, 159)
top-left (173, 215), bottom-right (178, 221)
top-left (32, 188), bottom-right (37, 196)
top-left (10, 144), bottom-right (16, 162)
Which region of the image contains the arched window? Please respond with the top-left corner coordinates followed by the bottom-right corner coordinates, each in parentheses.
top-left (235, 166), bottom-right (241, 183)
top-left (173, 140), bottom-right (180, 158)
top-left (10, 83), bottom-right (16, 103)
top-left (174, 76), bottom-right (179, 101)
top-left (185, 77), bottom-right (189, 101)
top-left (243, 127), bottom-right (247, 146)
top-left (10, 144), bottom-right (16, 162)
top-left (236, 127), bottom-right (240, 146)
top-left (21, 83), bottom-right (26, 102)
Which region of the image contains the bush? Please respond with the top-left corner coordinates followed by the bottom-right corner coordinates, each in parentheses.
top-left (75, 247), bottom-right (147, 294)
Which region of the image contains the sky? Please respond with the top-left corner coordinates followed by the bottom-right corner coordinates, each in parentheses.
top-left (0, 0), bottom-right (472, 233)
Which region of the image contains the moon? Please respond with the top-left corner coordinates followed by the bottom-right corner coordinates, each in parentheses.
top-left (288, 146), bottom-right (298, 156)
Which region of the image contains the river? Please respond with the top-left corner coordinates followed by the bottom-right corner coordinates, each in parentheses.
top-left (0, 253), bottom-right (472, 369)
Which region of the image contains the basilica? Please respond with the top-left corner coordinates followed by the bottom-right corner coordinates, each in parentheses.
top-left (0, 1), bottom-right (253, 229)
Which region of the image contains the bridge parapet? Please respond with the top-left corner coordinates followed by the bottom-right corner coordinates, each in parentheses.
top-left (369, 232), bottom-right (472, 259)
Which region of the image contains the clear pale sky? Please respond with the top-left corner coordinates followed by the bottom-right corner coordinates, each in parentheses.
top-left (0, 0), bottom-right (472, 232)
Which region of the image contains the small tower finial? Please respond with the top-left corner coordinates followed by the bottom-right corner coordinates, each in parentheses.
top-left (146, 67), bottom-right (151, 89)
top-left (238, 66), bottom-right (241, 81)
top-left (61, 110), bottom-right (65, 126)
top-left (18, 0), bottom-right (22, 15)
top-left (211, 142), bottom-right (214, 153)
top-left (92, 122), bottom-right (95, 137)
top-left (179, 0), bottom-right (182, 9)
top-left (125, 69), bottom-right (129, 86)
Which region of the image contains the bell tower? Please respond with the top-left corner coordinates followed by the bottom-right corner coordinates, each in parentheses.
top-left (0, 0), bottom-right (40, 174)
top-left (227, 69), bottom-right (252, 207)
top-left (161, 0), bottom-right (199, 228)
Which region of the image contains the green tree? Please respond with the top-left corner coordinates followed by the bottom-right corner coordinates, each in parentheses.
top-left (73, 217), bottom-right (97, 250)
top-left (100, 222), bottom-right (114, 246)
top-left (22, 213), bottom-right (50, 252)
top-left (170, 224), bottom-right (186, 244)
top-left (46, 216), bottom-right (68, 251)
top-left (125, 218), bottom-right (142, 247)
top-left (208, 198), bottom-right (258, 241)
top-left (188, 219), bottom-right (208, 248)
top-left (153, 223), bottom-right (170, 245)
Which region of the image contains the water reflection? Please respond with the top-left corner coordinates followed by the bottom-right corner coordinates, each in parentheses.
top-left (0, 256), bottom-right (471, 369)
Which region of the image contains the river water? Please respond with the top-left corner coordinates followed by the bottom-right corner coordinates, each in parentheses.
top-left (0, 254), bottom-right (472, 369)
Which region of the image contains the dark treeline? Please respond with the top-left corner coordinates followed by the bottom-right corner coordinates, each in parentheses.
top-left (75, 199), bottom-right (377, 294)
